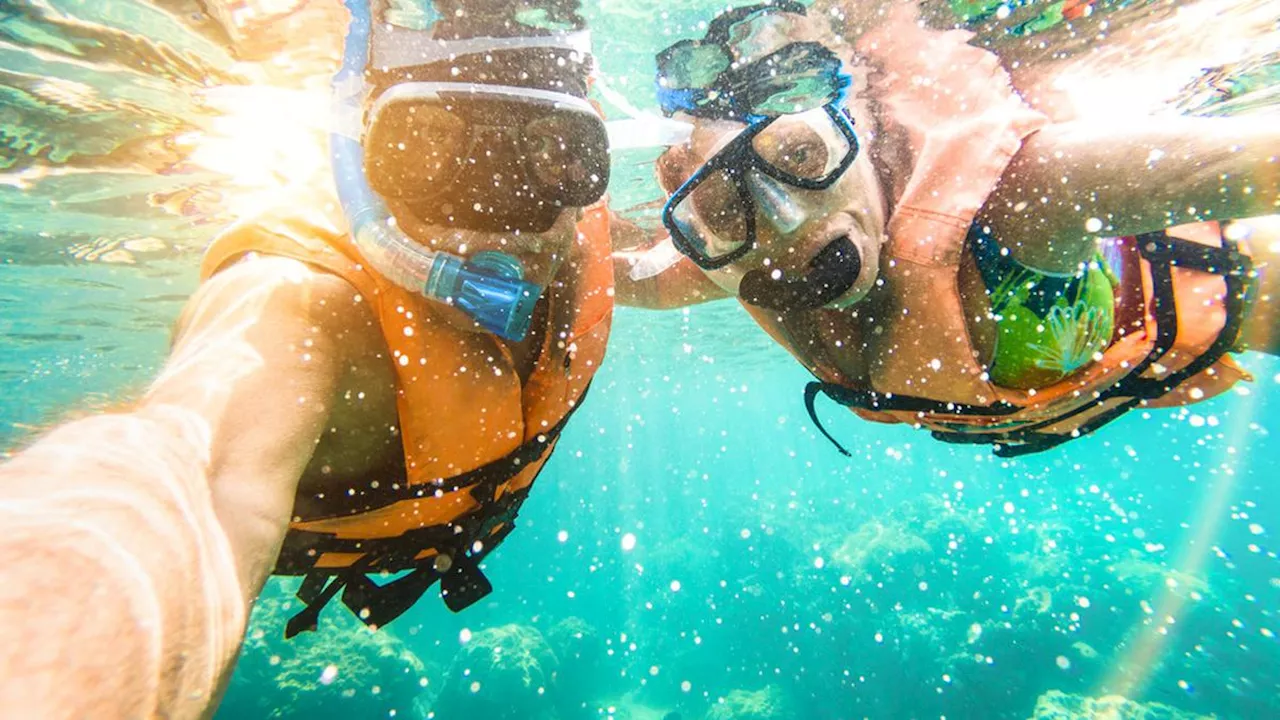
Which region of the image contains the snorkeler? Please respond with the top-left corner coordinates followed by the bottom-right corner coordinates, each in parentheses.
top-left (615, 1), bottom-right (1280, 456)
top-left (0, 0), bottom-right (612, 715)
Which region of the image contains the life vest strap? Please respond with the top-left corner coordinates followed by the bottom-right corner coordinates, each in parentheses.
top-left (280, 385), bottom-right (591, 637)
top-left (283, 487), bottom-right (528, 638)
top-left (808, 229), bottom-right (1255, 457)
top-left (985, 229), bottom-right (1255, 456)
top-left (804, 380), bottom-right (1023, 456)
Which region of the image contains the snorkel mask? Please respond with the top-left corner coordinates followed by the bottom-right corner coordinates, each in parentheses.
top-left (656, 2), bottom-right (863, 313)
top-left (331, 0), bottom-right (608, 340)
top-left (363, 17), bottom-right (610, 233)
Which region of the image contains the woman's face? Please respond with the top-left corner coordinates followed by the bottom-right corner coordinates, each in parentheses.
top-left (659, 107), bottom-right (887, 309)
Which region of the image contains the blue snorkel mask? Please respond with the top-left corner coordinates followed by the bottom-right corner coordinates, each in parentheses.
top-left (331, 0), bottom-right (606, 341)
top-left (656, 1), bottom-right (849, 123)
top-left (655, 2), bottom-right (862, 313)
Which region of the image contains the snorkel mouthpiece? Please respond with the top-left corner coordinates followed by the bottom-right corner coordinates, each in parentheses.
top-left (426, 252), bottom-right (540, 340)
top-left (333, 0), bottom-right (541, 341)
top-left (739, 236), bottom-right (862, 312)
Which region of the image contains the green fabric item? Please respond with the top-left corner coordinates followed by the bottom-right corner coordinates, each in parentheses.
top-left (973, 231), bottom-right (1117, 390)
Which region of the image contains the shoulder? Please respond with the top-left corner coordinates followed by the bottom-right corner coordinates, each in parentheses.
top-left (175, 255), bottom-right (379, 367)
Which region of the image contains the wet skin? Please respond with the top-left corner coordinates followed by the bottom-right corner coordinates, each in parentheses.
top-left (0, 206), bottom-right (579, 718)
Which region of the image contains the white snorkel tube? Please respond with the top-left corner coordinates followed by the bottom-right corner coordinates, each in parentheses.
top-left (596, 78), bottom-right (695, 281)
top-left (332, 0), bottom-right (541, 341)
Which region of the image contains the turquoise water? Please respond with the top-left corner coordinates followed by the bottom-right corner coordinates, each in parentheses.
top-left (2, 1), bottom-right (1280, 719)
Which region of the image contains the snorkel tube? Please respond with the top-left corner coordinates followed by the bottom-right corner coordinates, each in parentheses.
top-left (331, 0), bottom-right (541, 341)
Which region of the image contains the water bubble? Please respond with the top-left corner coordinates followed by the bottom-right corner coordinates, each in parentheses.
top-left (319, 664), bottom-right (338, 685)
top-left (621, 533), bottom-right (637, 552)
top-left (1085, 217), bottom-right (1103, 232)
top-left (1056, 656), bottom-right (1071, 670)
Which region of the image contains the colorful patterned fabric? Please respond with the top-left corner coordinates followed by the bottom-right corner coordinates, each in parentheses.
top-left (971, 227), bottom-right (1118, 390)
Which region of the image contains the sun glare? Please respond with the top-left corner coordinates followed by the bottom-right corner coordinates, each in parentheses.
top-left (1050, 0), bottom-right (1279, 119)
top-left (179, 84), bottom-right (333, 221)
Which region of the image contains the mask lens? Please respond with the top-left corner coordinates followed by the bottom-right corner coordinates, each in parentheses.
top-left (523, 111), bottom-right (610, 204)
top-left (365, 102), bottom-right (468, 200)
top-left (367, 86), bottom-right (610, 229)
top-left (674, 168), bottom-right (750, 261)
top-left (750, 107), bottom-right (850, 182)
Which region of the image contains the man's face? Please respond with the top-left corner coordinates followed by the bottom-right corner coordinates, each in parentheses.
top-left (659, 108), bottom-right (887, 309)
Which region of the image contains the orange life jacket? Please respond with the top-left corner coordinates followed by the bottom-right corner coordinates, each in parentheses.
top-left (201, 187), bottom-right (614, 632)
top-left (756, 8), bottom-right (1256, 457)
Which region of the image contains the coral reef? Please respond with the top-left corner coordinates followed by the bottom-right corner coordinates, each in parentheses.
top-left (704, 685), bottom-right (795, 720)
top-left (1028, 690), bottom-right (1215, 720)
top-left (547, 616), bottom-right (612, 703)
top-left (1108, 550), bottom-right (1212, 600)
top-left (430, 623), bottom-right (561, 720)
top-left (830, 517), bottom-right (933, 584)
top-left (218, 586), bottom-right (429, 719)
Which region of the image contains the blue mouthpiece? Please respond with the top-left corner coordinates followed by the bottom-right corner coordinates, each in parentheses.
top-left (425, 252), bottom-right (541, 341)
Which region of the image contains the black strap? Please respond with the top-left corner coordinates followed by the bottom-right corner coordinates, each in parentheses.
top-left (281, 386), bottom-right (589, 637)
top-left (283, 500), bottom-right (521, 637)
top-left (804, 379), bottom-right (1023, 458)
top-left (284, 551), bottom-right (379, 638)
top-left (808, 229), bottom-right (1255, 457)
top-left (989, 230), bottom-right (1254, 455)
top-left (804, 383), bottom-right (852, 457)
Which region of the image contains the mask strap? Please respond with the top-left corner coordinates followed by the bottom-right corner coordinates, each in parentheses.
top-left (373, 27), bottom-right (594, 69)
top-left (369, 81), bottom-right (599, 119)
top-left (597, 75), bottom-right (695, 150)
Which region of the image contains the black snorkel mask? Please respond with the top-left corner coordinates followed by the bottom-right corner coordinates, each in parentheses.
top-left (663, 102), bottom-right (862, 311)
top-left (362, 2), bottom-right (610, 233)
top-left (656, 2), bottom-right (862, 313)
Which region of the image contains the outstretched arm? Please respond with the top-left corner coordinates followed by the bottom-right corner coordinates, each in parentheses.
top-left (610, 212), bottom-right (732, 309)
top-left (979, 115), bottom-right (1280, 272)
top-left (0, 257), bottom-right (363, 718)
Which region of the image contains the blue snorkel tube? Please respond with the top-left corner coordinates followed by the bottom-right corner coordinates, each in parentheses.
top-left (331, 0), bottom-right (542, 341)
